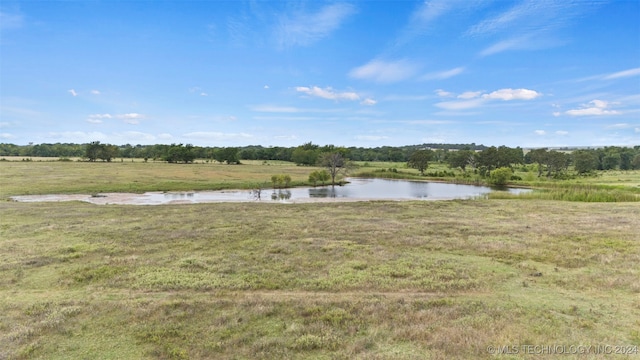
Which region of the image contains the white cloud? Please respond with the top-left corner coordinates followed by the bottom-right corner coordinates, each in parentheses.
top-left (458, 91), bottom-right (482, 99)
top-left (360, 98), bottom-right (377, 106)
top-left (556, 130), bottom-right (569, 135)
top-left (68, 89), bottom-right (78, 97)
top-left (200, 92), bottom-right (208, 96)
top-left (436, 88), bottom-right (541, 110)
top-left (636, 128), bottom-right (640, 133)
top-left (91, 90), bottom-right (101, 95)
top-left (435, 89), bottom-right (454, 98)
top-left (421, 67), bottom-right (465, 80)
top-left (534, 130), bottom-right (546, 135)
top-left (117, 113), bottom-right (145, 120)
top-left (349, 59), bottom-right (419, 83)
top-left (0, 133), bottom-right (15, 139)
top-left (296, 86), bottom-right (360, 101)
top-left (603, 67), bottom-right (640, 80)
top-left (565, 100), bottom-right (621, 116)
top-left (482, 88), bottom-right (541, 101)
top-left (87, 114), bottom-right (112, 124)
top-left (264, 85), bottom-right (270, 89)
top-left (276, 3), bottom-right (355, 48)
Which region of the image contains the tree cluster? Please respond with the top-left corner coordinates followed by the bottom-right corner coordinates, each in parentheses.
top-left (85, 141), bottom-right (119, 162)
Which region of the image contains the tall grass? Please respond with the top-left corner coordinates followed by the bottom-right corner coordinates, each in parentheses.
top-left (489, 185), bottom-right (640, 202)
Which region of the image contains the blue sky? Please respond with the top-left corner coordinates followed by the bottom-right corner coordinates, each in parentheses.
top-left (1, 0), bottom-right (639, 148)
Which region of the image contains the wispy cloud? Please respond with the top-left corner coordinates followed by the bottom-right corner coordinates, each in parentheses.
top-left (295, 86), bottom-right (360, 101)
top-left (275, 3), bottom-right (355, 48)
top-left (86, 113), bottom-right (144, 124)
top-left (435, 89), bottom-right (454, 98)
top-left (565, 100), bottom-right (621, 116)
top-left (421, 67), bottom-right (465, 81)
top-left (91, 90), bottom-right (101, 95)
top-left (0, 10), bottom-right (24, 30)
top-left (603, 67), bottom-right (640, 80)
top-left (117, 113), bottom-right (144, 124)
top-left (394, 0), bottom-right (481, 48)
top-left (458, 91), bottom-right (482, 99)
top-left (86, 114), bottom-right (112, 124)
top-left (349, 59), bottom-right (420, 83)
top-left (469, 0), bottom-right (599, 56)
top-left (68, 89), bottom-right (78, 97)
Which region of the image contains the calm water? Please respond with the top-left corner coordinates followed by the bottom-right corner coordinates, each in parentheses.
top-left (12, 178), bottom-right (531, 205)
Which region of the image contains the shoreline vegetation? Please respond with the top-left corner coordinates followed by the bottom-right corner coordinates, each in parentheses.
top-left (1, 156), bottom-right (639, 202)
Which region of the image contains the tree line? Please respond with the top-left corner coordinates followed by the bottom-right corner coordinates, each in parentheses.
top-left (1, 142), bottom-right (639, 173)
top-left (0, 142), bottom-right (486, 163)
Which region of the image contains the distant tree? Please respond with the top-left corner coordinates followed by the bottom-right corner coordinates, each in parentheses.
top-left (546, 151), bottom-right (570, 177)
top-left (407, 149), bottom-right (433, 175)
top-left (632, 154), bottom-right (640, 170)
top-left (318, 151), bottom-right (351, 185)
top-left (215, 147), bottom-right (240, 164)
top-left (573, 150), bottom-right (599, 174)
top-left (99, 144), bottom-right (119, 162)
top-left (85, 141), bottom-right (103, 162)
top-left (291, 142), bottom-right (320, 166)
top-left (164, 144), bottom-right (196, 163)
top-left (446, 149), bottom-right (475, 171)
top-left (602, 151), bottom-right (621, 170)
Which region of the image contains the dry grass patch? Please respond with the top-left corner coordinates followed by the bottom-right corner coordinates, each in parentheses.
top-left (1, 200), bottom-right (639, 359)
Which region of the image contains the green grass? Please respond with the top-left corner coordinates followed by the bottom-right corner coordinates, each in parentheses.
top-left (0, 160), bottom-right (319, 198)
top-left (1, 199), bottom-right (639, 359)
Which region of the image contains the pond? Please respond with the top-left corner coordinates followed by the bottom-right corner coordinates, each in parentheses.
top-left (11, 178), bottom-right (531, 205)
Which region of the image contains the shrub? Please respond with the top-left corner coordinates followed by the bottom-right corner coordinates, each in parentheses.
top-left (490, 167), bottom-right (512, 186)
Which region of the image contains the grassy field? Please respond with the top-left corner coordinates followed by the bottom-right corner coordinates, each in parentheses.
top-left (0, 160), bottom-right (315, 198)
top-left (1, 160), bottom-right (639, 359)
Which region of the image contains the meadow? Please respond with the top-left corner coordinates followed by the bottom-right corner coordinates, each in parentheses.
top-left (1, 160), bottom-right (639, 359)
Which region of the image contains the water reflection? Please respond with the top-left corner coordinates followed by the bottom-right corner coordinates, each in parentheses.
top-left (12, 178), bottom-right (531, 205)
top-left (271, 190), bottom-right (292, 200)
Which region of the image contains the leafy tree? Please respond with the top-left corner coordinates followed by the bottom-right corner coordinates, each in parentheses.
top-left (309, 170), bottom-right (331, 186)
top-left (85, 141), bottom-right (103, 162)
top-left (407, 149), bottom-right (433, 175)
top-left (214, 147), bottom-right (240, 164)
top-left (99, 144), bottom-right (119, 162)
top-left (546, 151), bottom-right (569, 177)
top-left (446, 149), bottom-right (474, 171)
top-left (164, 144), bottom-right (196, 163)
top-left (291, 142), bottom-right (320, 166)
top-left (573, 150), bottom-right (599, 174)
